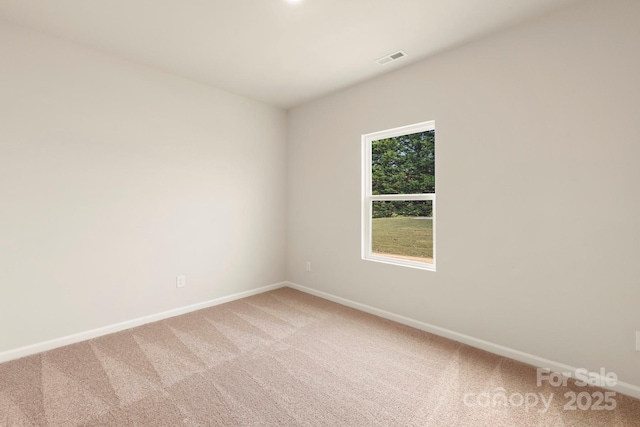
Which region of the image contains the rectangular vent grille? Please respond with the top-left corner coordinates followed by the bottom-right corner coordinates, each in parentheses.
top-left (376, 50), bottom-right (407, 65)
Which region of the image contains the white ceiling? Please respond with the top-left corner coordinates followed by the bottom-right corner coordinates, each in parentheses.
top-left (0, 0), bottom-right (581, 108)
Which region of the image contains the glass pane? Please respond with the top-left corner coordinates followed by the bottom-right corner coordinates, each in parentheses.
top-left (372, 130), bottom-right (435, 195)
top-left (372, 200), bottom-right (433, 264)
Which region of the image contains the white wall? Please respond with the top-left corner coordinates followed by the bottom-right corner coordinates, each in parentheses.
top-left (287, 0), bottom-right (640, 387)
top-left (0, 22), bottom-right (287, 353)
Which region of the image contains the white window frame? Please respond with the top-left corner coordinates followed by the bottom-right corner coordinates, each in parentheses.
top-left (361, 120), bottom-right (436, 271)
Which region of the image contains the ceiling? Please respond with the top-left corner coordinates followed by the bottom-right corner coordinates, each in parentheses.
top-left (0, 0), bottom-right (581, 108)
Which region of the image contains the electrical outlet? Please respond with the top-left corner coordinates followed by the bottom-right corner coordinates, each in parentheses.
top-left (636, 331), bottom-right (640, 351)
top-left (305, 261), bottom-right (311, 272)
top-left (176, 275), bottom-right (186, 288)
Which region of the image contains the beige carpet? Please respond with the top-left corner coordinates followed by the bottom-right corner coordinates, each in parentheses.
top-left (1, 288), bottom-right (639, 426)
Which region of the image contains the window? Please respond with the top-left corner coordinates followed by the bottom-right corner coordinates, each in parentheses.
top-left (361, 121), bottom-right (435, 271)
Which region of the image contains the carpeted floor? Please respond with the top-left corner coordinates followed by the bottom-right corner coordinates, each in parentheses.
top-left (1, 287), bottom-right (639, 426)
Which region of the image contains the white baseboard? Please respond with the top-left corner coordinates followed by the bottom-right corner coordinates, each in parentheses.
top-left (285, 281), bottom-right (640, 400)
top-left (3, 280), bottom-right (638, 400)
top-left (0, 282), bottom-right (286, 364)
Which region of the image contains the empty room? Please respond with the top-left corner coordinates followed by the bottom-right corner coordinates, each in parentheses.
top-left (1, 0), bottom-right (639, 425)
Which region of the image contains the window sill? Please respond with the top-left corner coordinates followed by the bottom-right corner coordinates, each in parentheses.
top-left (362, 254), bottom-right (436, 271)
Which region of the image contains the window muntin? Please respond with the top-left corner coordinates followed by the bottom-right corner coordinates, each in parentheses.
top-left (362, 121), bottom-right (435, 270)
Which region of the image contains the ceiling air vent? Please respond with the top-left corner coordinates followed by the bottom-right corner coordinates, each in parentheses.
top-left (376, 50), bottom-right (407, 66)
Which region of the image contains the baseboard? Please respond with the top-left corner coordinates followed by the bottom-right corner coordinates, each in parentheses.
top-left (285, 281), bottom-right (640, 400)
top-left (0, 282), bottom-right (287, 364)
top-left (4, 280), bottom-right (638, 400)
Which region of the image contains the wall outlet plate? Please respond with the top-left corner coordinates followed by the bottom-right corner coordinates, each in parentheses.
top-left (636, 331), bottom-right (640, 351)
top-left (176, 275), bottom-right (186, 288)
